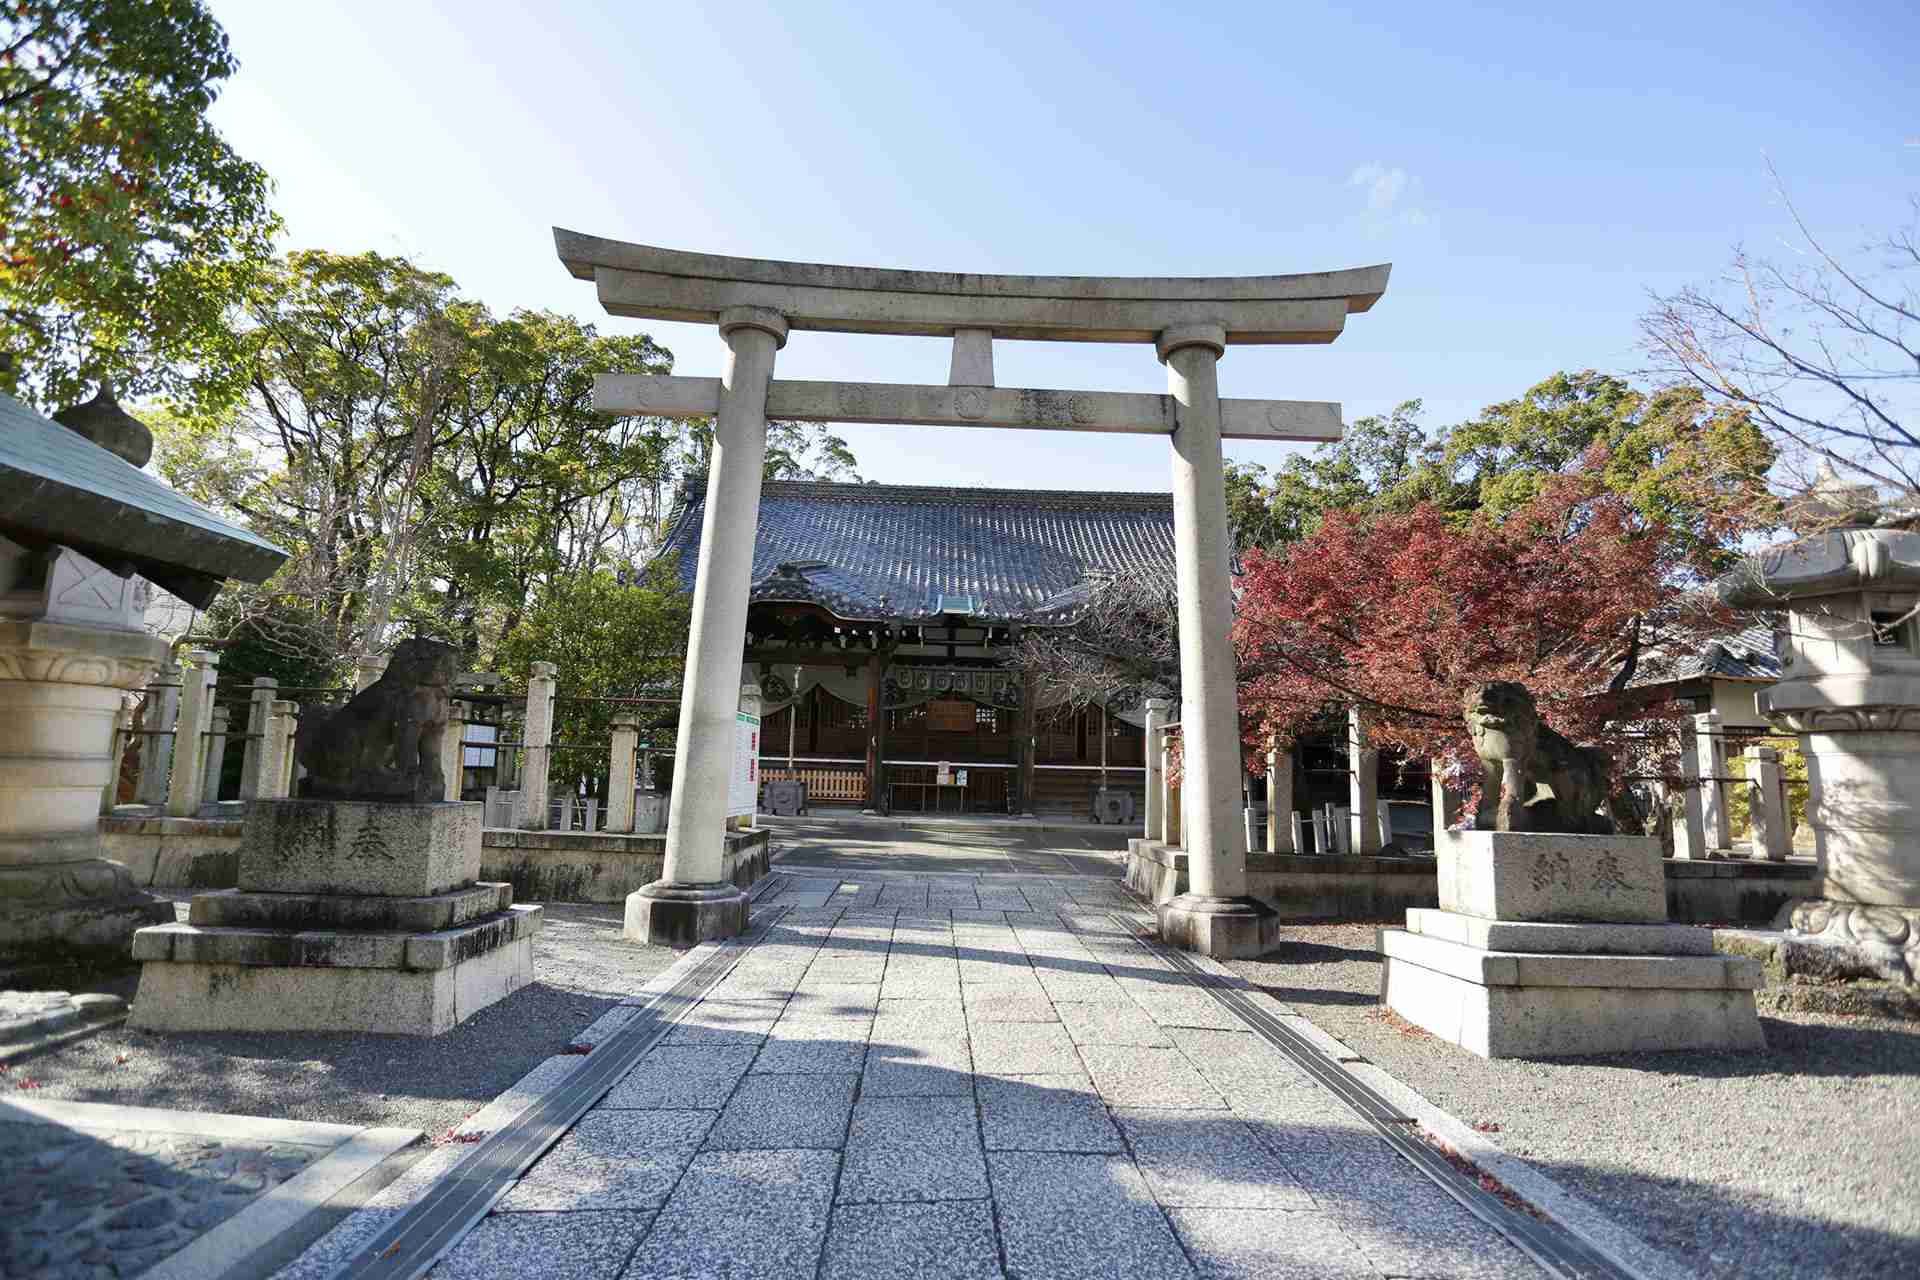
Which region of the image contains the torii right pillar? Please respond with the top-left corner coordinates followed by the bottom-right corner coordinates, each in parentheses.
top-left (1156, 324), bottom-right (1279, 958)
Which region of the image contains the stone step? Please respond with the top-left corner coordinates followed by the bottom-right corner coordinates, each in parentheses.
top-left (1404, 908), bottom-right (1716, 956)
top-left (188, 882), bottom-right (513, 933)
top-left (1380, 928), bottom-right (1763, 990)
top-left (131, 905), bottom-right (542, 972)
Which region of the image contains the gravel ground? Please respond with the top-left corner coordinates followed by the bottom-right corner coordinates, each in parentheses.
top-left (10, 900), bottom-right (680, 1138)
top-left (1229, 923), bottom-right (1920, 1280)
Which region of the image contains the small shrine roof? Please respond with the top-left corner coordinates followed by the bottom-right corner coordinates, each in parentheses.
top-left (658, 479), bottom-right (1176, 624)
top-left (1628, 621), bottom-right (1783, 689)
top-left (0, 393), bottom-right (286, 606)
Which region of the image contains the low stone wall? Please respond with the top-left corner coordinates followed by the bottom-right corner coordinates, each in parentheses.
top-left (96, 815), bottom-right (776, 906)
top-left (1665, 857), bottom-right (1817, 925)
top-left (1125, 840), bottom-right (1440, 921)
top-left (479, 827), bottom-right (771, 904)
top-left (99, 815), bottom-right (243, 890)
top-left (1125, 839), bottom-right (1819, 925)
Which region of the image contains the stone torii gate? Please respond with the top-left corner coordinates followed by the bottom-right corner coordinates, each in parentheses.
top-left (556, 231), bottom-right (1390, 956)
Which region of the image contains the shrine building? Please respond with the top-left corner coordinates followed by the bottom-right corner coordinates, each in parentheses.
top-left (656, 478), bottom-right (1170, 819)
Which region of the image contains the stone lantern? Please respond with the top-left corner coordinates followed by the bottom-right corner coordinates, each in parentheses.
top-left (0, 392), bottom-right (285, 973)
top-left (1718, 502), bottom-right (1920, 983)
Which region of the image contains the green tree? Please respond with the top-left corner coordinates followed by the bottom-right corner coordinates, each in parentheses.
top-left (494, 567), bottom-right (689, 800)
top-left (1, 0), bottom-right (278, 409)
top-left (1226, 400), bottom-right (1432, 548)
top-left (1226, 372), bottom-right (1774, 571)
top-left (420, 307), bottom-right (679, 658)
top-left (155, 250), bottom-right (472, 668)
top-left (152, 250), bottom-right (857, 683)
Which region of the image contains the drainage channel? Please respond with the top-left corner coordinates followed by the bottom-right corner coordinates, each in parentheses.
top-left (325, 901), bottom-right (789, 1280)
top-left (1105, 914), bottom-right (1638, 1280)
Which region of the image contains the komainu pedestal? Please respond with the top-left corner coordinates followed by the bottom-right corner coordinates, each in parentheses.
top-left (1381, 831), bottom-right (1764, 1058)
top-left (132, 799), bottom-right (540, 1035)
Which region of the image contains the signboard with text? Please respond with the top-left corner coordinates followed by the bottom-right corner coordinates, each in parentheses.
top-left (728, 711), bottom-right (760, 818)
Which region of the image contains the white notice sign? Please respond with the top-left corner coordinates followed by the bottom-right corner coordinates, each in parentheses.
top-left (728, 710), bottom-right (760, 818)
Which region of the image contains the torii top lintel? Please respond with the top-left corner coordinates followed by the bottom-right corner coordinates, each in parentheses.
top-left (554, 229), bottom-right (1389, 345)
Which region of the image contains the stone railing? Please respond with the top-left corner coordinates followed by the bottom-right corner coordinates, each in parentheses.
top-left (111, 658), bottom-right (687, 838)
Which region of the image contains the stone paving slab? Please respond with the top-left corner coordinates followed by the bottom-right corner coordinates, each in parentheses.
top-left (411, 866), bottom-right (1558, 1280)
top-left (599, 1045), bottom-right (756, 1110)
top-left (820, 1201), bottom-right (1004, 1280)
top-left (623, 1149), bottom-right (839, 1280)
top-left (704, 1074), bottom-right (858, 1150)
top-left (426, 1209), bottom-right (655, 1280)
top-left (498, 1111), bottom-right (711, 1211)
top-left (988, 1152), bottom-right (1196, 1279)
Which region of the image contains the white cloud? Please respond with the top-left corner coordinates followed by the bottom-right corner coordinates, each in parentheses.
top-left (1348, 163), bottom-right (1429, 230)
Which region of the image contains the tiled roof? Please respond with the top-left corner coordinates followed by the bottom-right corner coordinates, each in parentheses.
top-left (0, 392), bottom-right (286, 603)
top-left (1630, 621), bottom-right (1782, 687)
top-left (657, 480), bottom-right (1177, 623)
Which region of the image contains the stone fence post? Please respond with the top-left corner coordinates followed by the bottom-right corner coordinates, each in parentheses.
top-left (1697, 709), bottom-right (1731, 854)
top-left (1143, 699), bottom-right (1169, 842)
top-left (238, 677), bottom-right (278, 801)
top-left (1676, 712), bottom-right (1734, 859)
top-left (165, 649), bottom-right (219, 817)
top-left (1160, 731), bottom-right (1178, 847)
top-left (1347, 707), bottom-right (1381, 855)
top-left (1266, 738), bottom-right (1295, 854)
top-left (201, 705), bottom-right (231, 805)
top-left (134, 656), bottom-right (180, 806)
top-left (257, 700), bottom-right (297, 800)
top-left (607, 713), bottom-right (640, 833)
top-left (440, 694), bottom-right (466, 804)
top-left (1430, 760), bottom-right (1461, 849)
top-left (1745, 744), bottom-right (1791, 862)
top-left (518, 662), bottom-right (556, 830)
top-left (354, 655), bottom-right (388, 692)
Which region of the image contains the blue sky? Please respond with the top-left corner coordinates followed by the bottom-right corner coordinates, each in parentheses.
top-left (206, 0), bottom-right (1916, 493)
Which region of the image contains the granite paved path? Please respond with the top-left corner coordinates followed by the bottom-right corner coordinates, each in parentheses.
top-left (430, 867), bottom-right (1550, 1280)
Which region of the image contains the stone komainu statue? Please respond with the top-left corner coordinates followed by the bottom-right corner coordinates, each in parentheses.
top-left (295, 638), bottom-right (457, 803)
top-left (1461, 680), bottom-right (1614, 835)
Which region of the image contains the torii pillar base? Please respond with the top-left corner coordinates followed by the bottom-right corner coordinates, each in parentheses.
top-left (626, 880), bottom-right (749, 949)
top-left (1156, 893), bottom-right (1280, 960)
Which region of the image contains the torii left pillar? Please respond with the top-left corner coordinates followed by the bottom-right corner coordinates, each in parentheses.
top-left (1155, 325), bottom-right (1278, 958)
top-left (628, 306), bottom-right (787, 946)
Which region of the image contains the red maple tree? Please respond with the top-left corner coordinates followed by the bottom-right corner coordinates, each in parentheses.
top-left (1233, 455), bottom-right (1735, 777)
